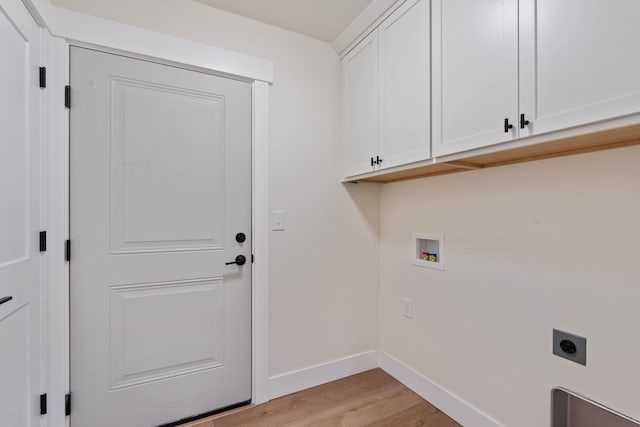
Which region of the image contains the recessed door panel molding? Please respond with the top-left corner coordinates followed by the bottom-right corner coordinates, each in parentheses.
top-left (110, 278), bottom-right (225, 390)
top-left (432, 0), bottom-right (519, 157)
top-left (0, 305), bottom-right (29, 427)
top-left (110, 76), bottom-right (225, 254)
top-left (520, 0), bottom-right (640, 137)
top-left (0, 5), bottom-right (29, 268)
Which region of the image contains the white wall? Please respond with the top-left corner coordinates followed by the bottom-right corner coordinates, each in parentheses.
top-left (52, 0), bottom-right (380, 377)
top-left (379, 145), bottom-right (640, 426)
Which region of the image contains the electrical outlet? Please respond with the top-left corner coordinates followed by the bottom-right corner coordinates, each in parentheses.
top-left (402, 297), bottom-right (413, 319)
top-left (553, 329), bottom-right (587, 366)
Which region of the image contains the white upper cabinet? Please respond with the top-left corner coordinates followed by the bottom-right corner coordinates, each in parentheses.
top-left (343, 0), bottom-right (430, 178)
top-left (432, 0), bottom-right (519, 157)
top-left (378, 0), bottom-right (430, 169)
top-left (433, 0), bottom-right (640, 158)
top-left (344, 31), bottom-right (379, 177)
top-left (343, 0), bottom-right (640, 179)
top-left (519, 0), bottom-right (640, 138)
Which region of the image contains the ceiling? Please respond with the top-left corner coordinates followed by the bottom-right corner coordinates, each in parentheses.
top-left (193, 0), bottom-right (373, 42)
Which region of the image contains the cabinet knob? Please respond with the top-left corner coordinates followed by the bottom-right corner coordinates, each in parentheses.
top-left (376, 155), bottom-right (383, 165)
top-left (370, 157), bottom-right (375, 167)
top-left (504, 118), bottom-right (514, 133)
top-left (520, 113), bottom-right (530, 129)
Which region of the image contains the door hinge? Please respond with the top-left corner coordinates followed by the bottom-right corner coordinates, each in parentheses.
top-left (65, 393), bottom-right (71, 416)
top-left (65, 85), bottom-right (71, 108)
top-left (65, 240), bottom-right (71, 262)
top-left (39, 67), bottom-right (46, 88)
top-left (40, 394), bottom-right (47, 415)
top-left (251, 254), bottom-right (254, 264)
top-left (39, 231), bottom-right (47, 252)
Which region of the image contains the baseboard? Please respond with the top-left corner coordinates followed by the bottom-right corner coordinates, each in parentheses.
top-left (267, 350), bottom-right (380, 400)
top-left (267, 350), bottom-right (502, 426)
top-left (379, 352), bottom-right (503, 427)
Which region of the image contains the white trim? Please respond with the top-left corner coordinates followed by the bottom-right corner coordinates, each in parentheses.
top-left (379, 352), bottom-right (503, 427)
top-left (266, 350), bottom-right (503, 426)
top-left (28, 0), bottom-right (273, 83)
top-left (332, 0), bottom-right (405, 58)
top-left (251, 80), bottom-right (270, 405)
top-left (44, 32), bottom-right (71, 427)
top-left (268, 351), bottom-right (380, 400)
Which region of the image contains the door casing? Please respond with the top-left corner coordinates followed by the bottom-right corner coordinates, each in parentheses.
top-left (33, 2), bottom-right (273, 425)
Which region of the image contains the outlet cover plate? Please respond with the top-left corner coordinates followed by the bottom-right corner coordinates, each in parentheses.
top-left (271, 210), bottom-right (285, 231)
top-left (402, 297), bottom-right (413, 319)
top-left (553, 329), bottom-right (587, 366)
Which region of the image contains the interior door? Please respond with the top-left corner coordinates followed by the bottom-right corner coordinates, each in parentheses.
top-left (0, 1), bottom-right (43, 426)
top-left (70, 47), bottom-right (252, 427)
top-left (432, 0), bottom-right (519, 157)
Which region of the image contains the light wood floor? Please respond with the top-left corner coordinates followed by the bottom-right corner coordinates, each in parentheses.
top-left (179, 369), bottom-right (461, 427)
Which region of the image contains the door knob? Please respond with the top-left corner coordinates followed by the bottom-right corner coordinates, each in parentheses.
top-left (225, 255), bottom-right (246, 266)
top-left (0, 296), bottom-right (13, 306)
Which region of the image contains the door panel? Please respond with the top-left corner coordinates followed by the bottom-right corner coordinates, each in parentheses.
top-left (0, 1), bottom-right (42, 426)
top-left (520, 0), bottom-right (640, 137)
top-left (379, 0), bottom-right (430, 169)
top-left (109, 278), bottom-right (225, 390)
top-left (432, 0), bottom-right (519, 157)
top-left (109, 76), bottom-right (225, 253)
top-left (343, 31), bottom-right (379, 177)
top-left (70, 47), bottom-right (252, 427)
top-left (0, 305), bottom-right (30, 426)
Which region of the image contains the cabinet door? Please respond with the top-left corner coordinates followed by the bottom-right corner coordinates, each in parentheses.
top-left (379, 0), bottom-right (430, 169)
top-left (344, 31), bottom-right (379, 177)
top-left (432, 0), bottom-right (519, 157)
top-left (520, 0), bottom-right (640, 137)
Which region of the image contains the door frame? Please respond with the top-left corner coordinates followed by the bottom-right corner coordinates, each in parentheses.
top-left (29, 1), bottom-right (273, 425)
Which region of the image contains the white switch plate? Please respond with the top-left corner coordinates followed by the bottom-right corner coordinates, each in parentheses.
top-left (402, 297), bottom-right (413, 319)
top-left (272, 210), bottom-right (286, 231)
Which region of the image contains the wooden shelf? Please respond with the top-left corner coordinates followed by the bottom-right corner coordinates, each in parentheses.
top-left (349, 123), bottom-right (640, 183)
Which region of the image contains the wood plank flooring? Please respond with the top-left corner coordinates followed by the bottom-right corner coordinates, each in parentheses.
top-left (179, 369), bottom-right (460, 427)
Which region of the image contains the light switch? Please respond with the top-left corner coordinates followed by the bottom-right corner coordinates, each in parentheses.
top-left (272, 210), bottom-right (285, 231)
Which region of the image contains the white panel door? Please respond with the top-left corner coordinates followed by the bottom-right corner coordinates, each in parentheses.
top-left (70, 47), bottom-right (252, 427)
top-left (0, 1), bottom-right (43, 427)
top-left (344, 31), bottom-right (379, 177)
top-left (432, 0), bottom-right (519, 157)
top-left (519, 0), bottom-right (640, 137)
top-left (379, 0), bottom-right (430, 169)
